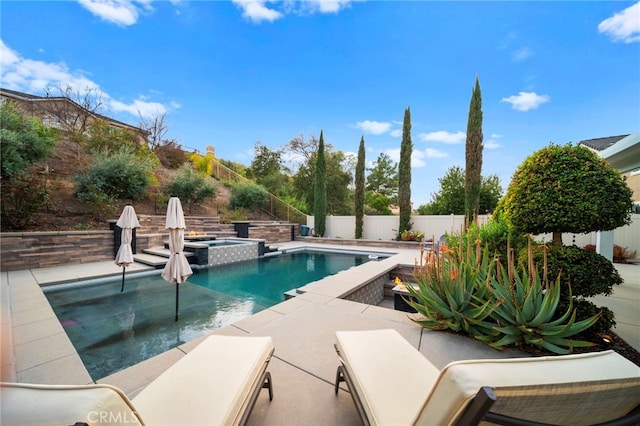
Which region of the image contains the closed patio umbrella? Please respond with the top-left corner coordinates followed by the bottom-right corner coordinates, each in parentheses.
top-left (115, 204), bottom-right (140, 292)
top-left (161, 196), bottom-right (193, 321)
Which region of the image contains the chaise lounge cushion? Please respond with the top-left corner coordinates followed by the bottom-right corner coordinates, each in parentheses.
top-left (336, 329), bottom-right (640, 426)
top-left (0, 383), bottom-right (143, 426)
top-left (335, 329), bottom-right (440, 425)
top-left (132, 334), bottom-right (273, 426)
top-left (417, 350), bottom-right (640, 425)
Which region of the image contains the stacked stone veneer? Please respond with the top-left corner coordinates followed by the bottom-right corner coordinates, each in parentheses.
top-left (207, 242), bottom-right (260, 266)
top-left (0, 231), bottom-right (114, 271)
top-left (342, 274), bottom-right (387, 305)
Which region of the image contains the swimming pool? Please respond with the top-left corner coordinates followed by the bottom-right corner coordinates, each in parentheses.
top-left (44, 250), bottom-right (380, 380)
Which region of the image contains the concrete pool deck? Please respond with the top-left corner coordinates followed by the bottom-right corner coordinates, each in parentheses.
top-left (2, 241), bottom-right (639, 425)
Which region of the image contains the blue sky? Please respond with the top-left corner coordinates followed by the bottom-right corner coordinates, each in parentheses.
top-left (1, 1), bottom-right (639, 206)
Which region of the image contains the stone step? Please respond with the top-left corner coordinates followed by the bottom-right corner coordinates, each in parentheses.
top-left (142, 247), bottom-right (196, 258)
top-left (133, 253), bottom-right (169, 268)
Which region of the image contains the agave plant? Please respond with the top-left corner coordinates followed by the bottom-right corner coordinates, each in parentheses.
top-left (406, 240), bottom-right (498, 338)
top-left (486, 246), bottom-right (601, 354)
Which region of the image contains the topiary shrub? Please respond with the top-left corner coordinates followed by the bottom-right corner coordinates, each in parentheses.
top-left (523, 244), bottom-right (622, 299)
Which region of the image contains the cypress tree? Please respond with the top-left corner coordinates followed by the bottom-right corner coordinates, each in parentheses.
top-left (465, 76), bottom-right (483, 224)
top-left (313, 130), bottom-right (327, 237)
top-left (398, 106), bottom-right (413, 235)
top-left (355, 136), bottom-right (365, 239)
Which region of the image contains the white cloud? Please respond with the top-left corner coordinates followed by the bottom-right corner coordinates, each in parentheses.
top-left (1, 39), bottom-right (174, 120)
top-left (110, 98), bottom-right (168, 119)
top-left (234, 0), bottom-right (353, 23)
top-left (425, 148), bottom-right (448, 158)
top-left (77, 0), bottom-right (143, 26)
top-left (419, 130), bottom-right (465, 144)
top-left (302, 0), bottom-right (352, 14)
top-left (484, 133), bottom-right (501, 149)
top-left (501, 91), bottom-right (550, 111)
top-left (384, 148), bottom-right (427, 168)
top-left (512, 47), bottom-right (533, 62)
top-left (232, 0), bottom-right (283, 23)
top-left (389, 129), bottom-right (402, 138)
top-left (355, 120), bottom-right (391, 135)
top-left (598, 2), bottom-right (640, 43)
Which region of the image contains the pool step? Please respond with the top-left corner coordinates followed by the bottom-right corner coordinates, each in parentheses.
top-left (133, 253), bottom-right (169, 268)
top-left (135, 247), bottom-right (195, 269)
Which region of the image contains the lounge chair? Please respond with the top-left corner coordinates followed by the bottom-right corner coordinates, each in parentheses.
top-left (333, 329), bottom-right (640, 426)
top-left (1, 334), bottom-right (274, 426)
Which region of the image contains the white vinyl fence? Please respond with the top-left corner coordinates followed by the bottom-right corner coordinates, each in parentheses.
top-left (307, 214), bottom-right (640, 255)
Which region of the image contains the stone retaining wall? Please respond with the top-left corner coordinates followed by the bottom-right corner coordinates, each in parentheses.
top-left (0, 231), bottom-right (114, 271)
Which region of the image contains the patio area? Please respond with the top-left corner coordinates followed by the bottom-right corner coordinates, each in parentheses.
top-left (2, 241), bottom-right (638, 425)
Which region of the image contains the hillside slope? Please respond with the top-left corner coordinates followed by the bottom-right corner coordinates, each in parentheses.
top-left (1, 139), bottom-right (250, 232)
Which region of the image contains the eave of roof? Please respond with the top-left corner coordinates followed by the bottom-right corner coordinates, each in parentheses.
top-left (599, 132), bottom-right (640, 173)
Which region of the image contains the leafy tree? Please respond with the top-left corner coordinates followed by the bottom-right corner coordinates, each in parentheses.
top-left (75, 147), bottom-right (156, 203)
top-left (500, 143), bottom-right (633, 246)
top-left (0, 101), bottom-right (58, 180)
top-left (313, 130), bottom-right (327, 236)
top-left (292, 144), bottom-right (352, 216)
top-left (465, 77), bottom-right (483, 223)
top-left (365, 191), bottom-right (393, 215)
top-left (417, 166), bottom-right (502, 215)
top-left (163, 164), bottom-right (217, 213)
top-left (230, 181), bottom-right (268, 210)
top-left (355, 136), bottom-right (365, 239)
top-left (83, 120), bottom-right (138, 156)
top-left (366, 152), bottom-right (398, 200)
top-left (398, 106), bottom-right (413, 234)
top-left (249, 142), bottom-right (290, 195)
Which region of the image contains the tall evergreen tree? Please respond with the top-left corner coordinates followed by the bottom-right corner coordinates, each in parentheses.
top-left (398, 106), bottom-right (413, 235)
top-left (313, 130), bottom-right (327, 236)
top-left (465, 76), bottom-right (483, 224)
top-left (355, 136), bottom-right (365, 239)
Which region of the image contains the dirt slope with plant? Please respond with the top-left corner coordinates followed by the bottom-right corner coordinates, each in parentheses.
top-left (1, 138), bottom-right (257, 232)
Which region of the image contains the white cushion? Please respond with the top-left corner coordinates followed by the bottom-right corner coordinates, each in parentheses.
top-left (0, 383), bottom-right (142, 426)
top-left (416, 350), bottom-right (640, 425)
top-left (133, 334), bottom-right (273, 426)
top-left (335, 329), bottom-right (440, 425)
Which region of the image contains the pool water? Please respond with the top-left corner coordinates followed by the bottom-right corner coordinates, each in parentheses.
top-left (44, 250), bottom-right (374, 380)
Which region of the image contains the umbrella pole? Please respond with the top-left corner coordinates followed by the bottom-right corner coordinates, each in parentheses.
top-left (175, 283), bottom-right (179, 321)
top-left (120, 267), bottom-right (126, 292)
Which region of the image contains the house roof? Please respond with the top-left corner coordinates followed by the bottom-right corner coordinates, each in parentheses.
top-left (578, 134), bottom-right (630, 151)
top-left (598, 132), bottom-right (640, 174)
top-left (0, 87), bottom-right (149, 136)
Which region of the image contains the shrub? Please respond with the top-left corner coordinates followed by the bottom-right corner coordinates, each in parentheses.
top-left (75, 148), bottom-right (155, 202)
top-left (163, 164), bottom-right (217, 213)
top-left (154, 140), bottom-right (187, 169)
top-left (444, 212), bottom-right (528, 262)
top-left (1, 101), bottom-right (58, 180)
top-left (230, 182), bottom-right (268, 210)
top-left (0, 172), bottom-right (49, 230)
top-left (219, 207), bottom-right (248, 223)
top-left (523, 245), bottom-right (622, 299)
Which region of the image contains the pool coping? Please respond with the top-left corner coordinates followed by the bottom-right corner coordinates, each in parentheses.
top-left (1, 242), bottom-right (417, 385)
